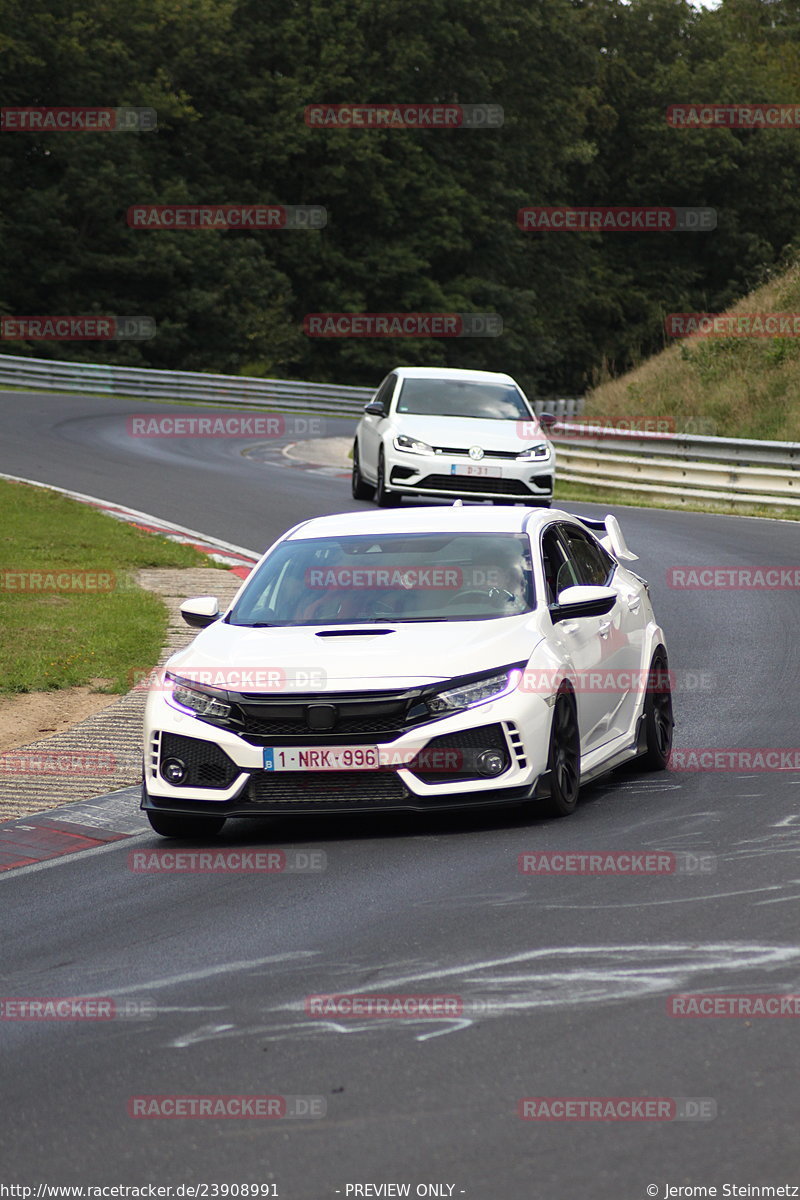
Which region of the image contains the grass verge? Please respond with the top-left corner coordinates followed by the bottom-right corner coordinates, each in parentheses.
top-left (0, 478), bottom-right (205, 695)
top-left (584, 260), bottom-right (800, 442)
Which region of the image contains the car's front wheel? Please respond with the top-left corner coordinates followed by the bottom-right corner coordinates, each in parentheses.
top-left (639, 646), bottom-right (674, 770)
top-left (375, 448), bottom-right (401, 507)
top-left (541, 687), bottom-right (581, 817)
top-left (351, 441), bottom-right (375, 500)
top-left (145, 809), bottom-right (226, 839)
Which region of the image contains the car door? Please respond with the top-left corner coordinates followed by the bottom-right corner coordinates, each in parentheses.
top-left (558, 522), bottom-right (643, 741)
top-left (359, 374), bottom-right (396, 481)
top-left (540, 524), bottom-right (611, 754)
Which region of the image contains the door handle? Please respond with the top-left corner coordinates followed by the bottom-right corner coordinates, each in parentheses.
top-left (626, 594), bottom-right (641, 613)
top-left (598, 620), bottom-right (611, 638)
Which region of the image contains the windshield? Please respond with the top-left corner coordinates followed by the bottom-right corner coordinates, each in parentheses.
top-left (396, 378), bottom-right (532, 420)
top-left (228, 533), bottom-right (535, 626)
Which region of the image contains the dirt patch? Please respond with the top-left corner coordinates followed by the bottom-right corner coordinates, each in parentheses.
top-left (0, 685), bottom-right (118, 753)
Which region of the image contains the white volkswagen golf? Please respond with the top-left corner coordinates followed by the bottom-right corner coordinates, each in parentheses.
top-left (351, 366), bottom-right (556, 506)
top-left (141, 506), bottom-right (673, 838)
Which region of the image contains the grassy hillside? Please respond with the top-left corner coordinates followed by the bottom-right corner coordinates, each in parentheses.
top-left (583, 260), bottom-right (800, 442)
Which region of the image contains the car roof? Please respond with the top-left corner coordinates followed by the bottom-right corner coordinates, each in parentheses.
top-left (390, 366), bottom-right (519, 385)
top-left (285, 506), bottom-right (588, 541)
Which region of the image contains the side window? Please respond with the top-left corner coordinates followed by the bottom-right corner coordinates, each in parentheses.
top-left (541, 526), bottom-right (577, 603)
top-left (559, 525), bottom-right (615, 587)
top-left (372, 375), bottom-right (396, 413)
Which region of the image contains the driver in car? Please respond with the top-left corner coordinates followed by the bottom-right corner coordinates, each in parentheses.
top-left (453, 542), bottom-right (531, 614)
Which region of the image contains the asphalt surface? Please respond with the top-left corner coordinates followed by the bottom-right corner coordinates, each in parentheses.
top-left (2, 391), bottom-right (800, 1198)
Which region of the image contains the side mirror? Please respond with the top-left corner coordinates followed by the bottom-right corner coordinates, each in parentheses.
top-left (537, 411), bottom-right (558, 429)
top-left (549, 585), bottom-right (616, 623)
top-left (180, 596), bottom-right (220, 628)
top-left (363, 401), bottom-right (386, 417)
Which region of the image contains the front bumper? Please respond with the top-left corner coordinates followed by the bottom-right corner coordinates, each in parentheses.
top-left (385, 447), bottom-right (554, 501)
top-left (142, 688), bottom-right (553, 816)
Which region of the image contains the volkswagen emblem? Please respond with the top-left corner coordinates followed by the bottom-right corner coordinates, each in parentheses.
top-left (468, 446), bottom-right (484, 461)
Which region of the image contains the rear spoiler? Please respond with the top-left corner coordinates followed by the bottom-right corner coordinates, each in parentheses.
top-left (576, 513), bottom-right (639, 562)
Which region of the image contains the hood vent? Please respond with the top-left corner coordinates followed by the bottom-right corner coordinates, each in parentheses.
top-left (315, 628), bottom-right (395, 638)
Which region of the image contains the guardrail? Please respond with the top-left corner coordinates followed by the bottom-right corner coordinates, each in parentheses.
top-left (0, 353), bottom-right (583, 420)
top-left (2, 353), bottom-right (797, 509)
top-left (551, 423), bottom-right (800, 510)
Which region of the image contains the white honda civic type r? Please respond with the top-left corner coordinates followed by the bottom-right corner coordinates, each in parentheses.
top-left (141, 506), bottom-right (673, 838)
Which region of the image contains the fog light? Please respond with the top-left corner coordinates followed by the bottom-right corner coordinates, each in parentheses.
top-left (162, 758), bottom-right (187, 785)
top-left (476, 750), bottom-right (507, 777)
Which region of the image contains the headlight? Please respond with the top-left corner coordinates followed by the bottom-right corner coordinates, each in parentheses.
top-left (394, 434), bottom-right (433, 455)
top-left (167, 674), bottom-right (232, 719)
top-left (516, 443), bottom-right (551, 460)
top-left (427, 668), bottom-right (523, 714)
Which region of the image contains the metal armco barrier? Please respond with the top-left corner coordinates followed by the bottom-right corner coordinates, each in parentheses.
top-left (0, 353), bottom-right (583, 419)
top-left (551, 424), bottom-right (800, 509)
top-left (1, 353), bottom-right (797, 509)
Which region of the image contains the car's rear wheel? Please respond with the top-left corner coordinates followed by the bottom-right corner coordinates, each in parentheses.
top-left (145, 809), bottom-right (226, 839)
top-left (542, 688), bottom-right (580, 817)
top-left (351, 441), bottom-right (375, 500)
top-left (375, 449), bottom-right (401, 507)
top-left (639, 646), bottom-right (674, 770)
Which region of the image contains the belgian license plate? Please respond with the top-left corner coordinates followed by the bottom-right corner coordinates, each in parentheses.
top-left (450, 463), bottom-right (503, 478)
top-left (263, 745), bottom-right (381, 771)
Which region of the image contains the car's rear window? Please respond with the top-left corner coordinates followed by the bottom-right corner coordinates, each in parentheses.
top-left (227, 533), bottom-right (535, 625)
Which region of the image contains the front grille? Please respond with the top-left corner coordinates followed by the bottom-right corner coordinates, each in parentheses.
top-left (230, 689), bottom-right (431, 743)
top-left (248, 769), bottom-right (409, 806)
top-left (408, 723), bottom-right (510, 783)
top-left (431, 446), bottom-right (522, 460)
top-left (416, 474), bottom-right (531, 496)
top-left (160, 733), bottom-right (240, 790)
top-left (238, 714), bottom-right (401, 739)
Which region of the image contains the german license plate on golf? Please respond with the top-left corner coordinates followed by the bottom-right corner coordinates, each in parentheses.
top-left (263, 746), bottom-right (381, 771)
top-left (449, 464), bottom-right (502, 478)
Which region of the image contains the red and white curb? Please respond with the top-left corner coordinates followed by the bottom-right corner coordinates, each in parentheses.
top-left (0, 471), bottom-right (260, 579)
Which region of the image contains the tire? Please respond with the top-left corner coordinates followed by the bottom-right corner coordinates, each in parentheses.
top-left (351, 441), bottom-right (375, 500)
top-left (638, 646), bottom-right (674, 770)
top-left (146, 809), bottom-right (226, 839)
top-left (541, 688), bottom-right (581, 817)
top-left (375, 448), bottom-right (401, 507)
